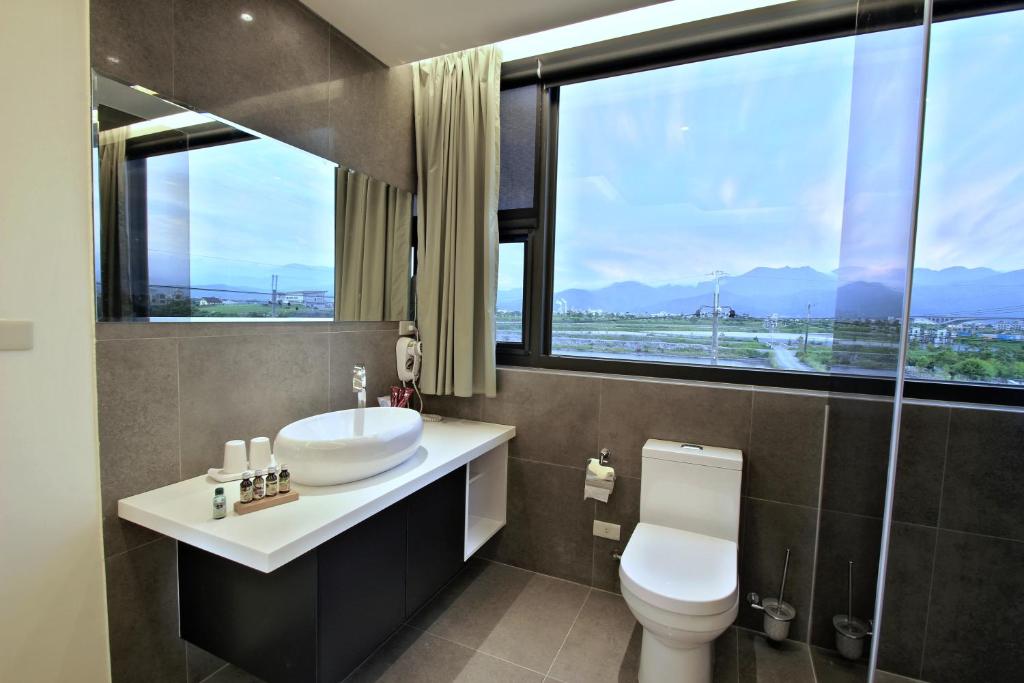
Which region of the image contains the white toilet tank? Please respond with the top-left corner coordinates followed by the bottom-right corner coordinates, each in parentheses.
top-left (640, 439), bottom-right (743, 543)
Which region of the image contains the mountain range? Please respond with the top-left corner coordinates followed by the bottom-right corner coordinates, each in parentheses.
top-left (175, 260), bottom-right (1020, 319)
top-left (498, 266), bottom-right (1024, 319)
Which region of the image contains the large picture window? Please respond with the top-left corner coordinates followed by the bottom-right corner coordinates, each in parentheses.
top-left (498, 5), bottom-right (1024, 397)
top-left (550, 35), bottom-right (853, 373)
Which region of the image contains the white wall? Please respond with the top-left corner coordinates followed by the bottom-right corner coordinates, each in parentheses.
top-left (0, 1), bottom-right (111, 681)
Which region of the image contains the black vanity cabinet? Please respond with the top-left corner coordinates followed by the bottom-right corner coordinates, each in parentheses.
top-left (178, 466), bottom-right (468, 683)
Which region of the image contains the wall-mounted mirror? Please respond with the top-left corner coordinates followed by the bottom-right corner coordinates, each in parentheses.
top-left (92, 72), bottom-right (412, 322)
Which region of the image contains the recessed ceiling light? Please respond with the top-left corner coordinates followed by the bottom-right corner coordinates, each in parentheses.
top-left (240, 12), bottom-right (254, 22)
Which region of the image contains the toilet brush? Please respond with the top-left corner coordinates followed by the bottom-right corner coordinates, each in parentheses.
top-left (834, 560), bottom-right (873, 659)
top-left (747, 548), bottom-right (796, 641)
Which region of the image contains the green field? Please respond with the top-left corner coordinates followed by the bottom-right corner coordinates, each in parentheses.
top-left (150, 301), bottom-right (332, 318)
top-left (498, 312), bottom-right (1024, 384)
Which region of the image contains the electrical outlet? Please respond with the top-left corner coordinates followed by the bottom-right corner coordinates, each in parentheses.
top-left (593, 520), bottom-right (621, 541)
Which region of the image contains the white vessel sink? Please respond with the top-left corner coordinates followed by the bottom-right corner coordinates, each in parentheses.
top-left (274, 408), bottom-right (423, 486)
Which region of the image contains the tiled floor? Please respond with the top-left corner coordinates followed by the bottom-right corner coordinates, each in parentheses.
top-left (200, 559), bottom-right (919, 683)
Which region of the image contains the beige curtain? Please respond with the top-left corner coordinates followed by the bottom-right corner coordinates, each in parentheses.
top-left (336, 167), bottom-right (413, 321)
top-left (98, 127), bottom-right (133, 319)
top-left (413, 46), bottom-right (501, 397)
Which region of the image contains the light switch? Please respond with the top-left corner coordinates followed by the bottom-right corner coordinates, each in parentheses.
top-left (0, 320), bottom-right (33, 351)
top-left (593, 520), bottom-right (621, 541)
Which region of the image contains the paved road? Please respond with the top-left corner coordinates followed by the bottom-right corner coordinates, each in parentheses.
top-left (771, 344), bottom-right (812, 371)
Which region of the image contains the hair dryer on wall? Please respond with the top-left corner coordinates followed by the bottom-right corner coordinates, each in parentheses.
top-left (396, 336), bottom-right (421, 383)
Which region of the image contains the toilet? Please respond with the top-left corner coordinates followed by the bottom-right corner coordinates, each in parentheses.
top-left (619, 439), bottom-right (743, 683)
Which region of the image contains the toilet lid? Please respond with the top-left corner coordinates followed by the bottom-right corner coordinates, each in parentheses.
top-left (620, 523), bottom-right (738, 616)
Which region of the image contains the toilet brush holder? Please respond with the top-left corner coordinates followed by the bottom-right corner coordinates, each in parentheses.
top-left (833, 615), bottom-right (872, 660)
top-left (748, 593), bottom-right (796, 641)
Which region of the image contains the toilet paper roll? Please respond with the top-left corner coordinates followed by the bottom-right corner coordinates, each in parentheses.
top-left (585, 457), bottom-right (615, 502)
top-left (584, 484), bottom-right (612, 503)
top-left (587, 458), bottom-right (615, 481)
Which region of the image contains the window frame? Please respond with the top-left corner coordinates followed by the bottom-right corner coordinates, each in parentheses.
top-left (496, 0), bottom-right (1024, 407)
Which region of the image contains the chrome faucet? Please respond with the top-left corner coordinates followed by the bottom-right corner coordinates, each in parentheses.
top-left (353, 364), bottom-right (367, 409)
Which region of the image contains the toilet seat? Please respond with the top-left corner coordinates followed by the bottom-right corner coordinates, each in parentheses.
top-left (620, 523), bottom-right (737, 617)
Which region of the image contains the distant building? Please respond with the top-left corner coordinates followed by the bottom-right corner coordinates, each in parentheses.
top-left (301, 291), bottom-right (328, 307)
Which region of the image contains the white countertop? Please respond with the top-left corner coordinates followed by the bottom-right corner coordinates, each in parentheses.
top-left (118, 418), bottom-right (515, 572)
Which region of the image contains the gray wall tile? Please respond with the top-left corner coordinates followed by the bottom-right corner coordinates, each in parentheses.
top-left (821, 397), bottom-right (893, 518)
top-left (748, 391), bottom-right (827, 507)
top-left (178, 333), bottom-right (329, 477)
top-left (892, 404), bottom-right (948, 526)
top-left (328, 330), bottom-right (399, 410)
top-left (173, 0), bottom-right (331, 158)
top-left (106, 539), bottom-right (184, 683)
top-left (481, 458), bottom-right (595, 585)
top-left (424, 394), bottom-right (484, 421)
top-left (591, 475), bottom-right (640, 593)
top-left (96, 339), bottom-right (181, 557)
top-left (91, 0), bottom-right (174, 94)
top-left (939, 407), bottom-right (1024, 541)
top-left (922, 530), bottom-right (1024, 683)
top-left (737, 498), bottom-right (818, 641)
top-left (481, 369), bottom-right (600, 471)
top-left (598, 378), bottom-right (752, 480)
top-left (877, 522), bottom-right (936, 679)
top-left (329, 30), bottom-right (416, 191)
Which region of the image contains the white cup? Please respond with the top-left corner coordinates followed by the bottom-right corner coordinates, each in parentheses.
top-left (223, 440), bottom-right (248, 473)
top-left (249, 437), bottom-right (273, 470)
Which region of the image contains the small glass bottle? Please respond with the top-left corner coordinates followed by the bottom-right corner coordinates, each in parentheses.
top-left (239, 470), bottom-right (254, 504)
top-left (213, 487), bottom-right (227, 519)
top-left (266, 465), bottom-right (279, 497)
top-left (253, 469), bottom-right (266, 500)
top-left (279, 464), bottom-right (290, 494)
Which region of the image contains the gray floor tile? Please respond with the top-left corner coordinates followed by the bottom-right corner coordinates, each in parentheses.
top-left (410, 559), bottom-right (589, 673)
top-left (714, 627), bottom-right (739, 683)
top-left (345, 626), bottom-right (544, 682)
top-left (810, 646), bottom-right (868, 683)
top-left (204, 664), bottom-right (264, 683)
top-left (737, 628), bottom-right (814, 683)
top-left (548, 590), bottom-right (641, 683)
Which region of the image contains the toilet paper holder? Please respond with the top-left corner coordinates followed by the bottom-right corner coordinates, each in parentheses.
top-left (588, 448), bottom-right (611, 466)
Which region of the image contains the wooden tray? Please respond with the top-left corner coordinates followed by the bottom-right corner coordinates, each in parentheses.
top-left (233, 489), bottom-right (299, 515)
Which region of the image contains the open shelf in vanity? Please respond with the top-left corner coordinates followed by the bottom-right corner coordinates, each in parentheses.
top-left (464, 442), bottom-right (508, 560)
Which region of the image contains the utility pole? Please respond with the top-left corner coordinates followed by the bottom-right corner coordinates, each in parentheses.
top-left (271, 274), bottom-right (278, 317)
top-left (709, 270), bottom-right (727, 365)
top-left (803, 302), bottom-right (813, 354)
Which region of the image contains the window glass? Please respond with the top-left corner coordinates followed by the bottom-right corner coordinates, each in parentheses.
top-left (909, 10), bottom-right (1024, 385)
top-left (548, 37), bottom-right (855, 371)
top-left (497, 241), bottom-right (526, 343)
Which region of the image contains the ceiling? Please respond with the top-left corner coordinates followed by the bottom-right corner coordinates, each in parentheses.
top-left (299, 0), bottom-right (666, 66)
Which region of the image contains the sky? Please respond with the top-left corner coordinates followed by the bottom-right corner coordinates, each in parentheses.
top-left (551, 9), bottom-right (1024, 292)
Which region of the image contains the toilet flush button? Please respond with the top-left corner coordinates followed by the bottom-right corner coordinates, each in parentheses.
top-left (0, 320), bottom-right (33, 351)
top-left (593, 520), bottom-right (621, 541)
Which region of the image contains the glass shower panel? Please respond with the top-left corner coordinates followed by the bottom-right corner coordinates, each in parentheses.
top-left (880, 6), bottom-right (1024, 683)
top-left (813, 2), bottom-right (931, 682)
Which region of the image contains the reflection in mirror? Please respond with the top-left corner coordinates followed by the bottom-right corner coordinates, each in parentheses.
top-left (92, 72), bottom-right (413, 322)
